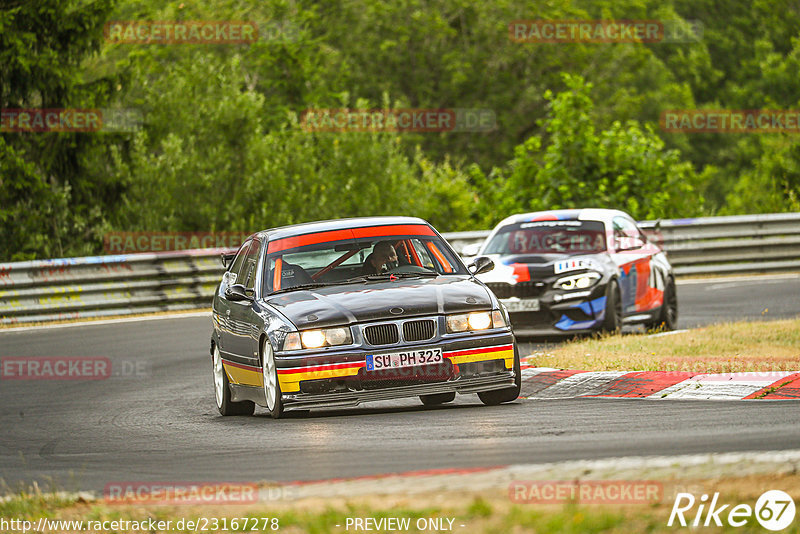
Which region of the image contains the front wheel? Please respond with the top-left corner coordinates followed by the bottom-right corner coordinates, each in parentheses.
top-left (262, 338), bottom-right (284, 419)
top-left (213, 344), bottom-right (255, 416)
top-left (600, 280), bottom-right (622, 334)
top-left (478, 346), bottom-right (521, 406)
top-left (420, 392), bottom-right (456, 406)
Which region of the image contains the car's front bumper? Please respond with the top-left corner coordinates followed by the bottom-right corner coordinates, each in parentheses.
top-left (499, 286), bottom-right (609, 336)
top-left (271, 330), bottom-right (516, 410)
top-left (281, 372), bottom-right (514, 411)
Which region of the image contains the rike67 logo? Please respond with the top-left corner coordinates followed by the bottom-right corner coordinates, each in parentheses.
top-left (669, 490), bottom-right (796, 531)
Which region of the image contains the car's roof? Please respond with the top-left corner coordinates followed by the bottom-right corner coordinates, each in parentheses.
top-left (253, 216), bottom-right (433, 242)
top-left (495, 208), bottom-right (631, 227)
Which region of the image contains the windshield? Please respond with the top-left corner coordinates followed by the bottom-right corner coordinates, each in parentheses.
top-left (484, 220), bottom-right (607, 255)
top-left (263, 225), bottom-right (465, 293)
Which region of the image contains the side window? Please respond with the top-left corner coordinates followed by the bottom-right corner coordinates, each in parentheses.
top-left (411, 239), bottom-right (435, 269)
top-left (227, 239), bottom-right (252, 284)
top-left (241, 240), bottom-right (261, 291)
top-left (612, 217), bottom-right (645, 250)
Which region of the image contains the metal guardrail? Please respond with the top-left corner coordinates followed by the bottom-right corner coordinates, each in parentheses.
top-left (1, 213), bottom-right (798, 325)
top-left (446, 212), bottom-right (800, 277)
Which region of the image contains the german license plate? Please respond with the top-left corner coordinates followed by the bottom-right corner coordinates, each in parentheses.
top-left (502, 298), bottom-right (540, 312)
top-left (366, 348), bottom-right (443, 371)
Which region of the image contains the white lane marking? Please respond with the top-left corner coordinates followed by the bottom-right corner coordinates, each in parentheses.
top-left (678, 273), bottom-right (800, 285)
top-left (506, 449), bottom-right (800, 478)
top-left (520, 366), bottom-right (561, 377)
top-left (11, 449), bottom-right (800, 502)
top-left (532, 371), bottom-right (627, 399)
top-left (0, 311), bottom-right (211, 334)
top-left (647, 329), bottom-right (689, 338)
top-left (650, 371), bottom-right (795, 400)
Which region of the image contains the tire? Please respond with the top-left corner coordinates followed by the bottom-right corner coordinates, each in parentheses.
top-left (212, 344), bottom-right (255, 416)
top-left (261, 338), bottom-right (284, 419)
top-left (478, 345), bottom-right (521, 406)
top-left (600, 280), bottom-right (622, 334)
top-left (646, 277), bottom-right (678, 331)
top-left (420, 392), bottom-right (456, 406)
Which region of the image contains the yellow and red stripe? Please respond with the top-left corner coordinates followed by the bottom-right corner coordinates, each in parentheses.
top-left (224, 342), bottom-right (515, 393)
top-left (276, 360), bottom-right (365, 392)
top-left (222, 360), bottom-right (263, 387)
top-left (444, 343), bottom-right (515, 369)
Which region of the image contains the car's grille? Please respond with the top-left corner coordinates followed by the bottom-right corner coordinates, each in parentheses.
top-left (357, 361), bottom-right (454, 389)
top-left (486, 281), bottom-right (544, 299)
top-left (363, 323), bottom-right (399, 346)
top-left (402, 319), bottom-right (436, 342)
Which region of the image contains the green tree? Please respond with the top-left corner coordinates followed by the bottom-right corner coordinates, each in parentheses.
top-left (488, 75), bottom-right (701, 222)
top-left (0, 0), bottom-right (116, 260)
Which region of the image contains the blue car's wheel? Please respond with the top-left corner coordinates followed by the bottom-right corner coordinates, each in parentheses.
top-left (601, 280), bottom-right (622, 334)
top-left (646, 277), bottom-right (678, 331)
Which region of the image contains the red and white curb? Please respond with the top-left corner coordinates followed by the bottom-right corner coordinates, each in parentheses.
top-left (520, 367), bottom-right (800, 400)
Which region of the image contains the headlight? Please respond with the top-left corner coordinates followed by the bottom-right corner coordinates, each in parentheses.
top-left (283, 327), bottom-right (353, 350)
top-left (446, 311), bottom-right (505, 333)
top-left (554, 272), bottom-right (601, 290)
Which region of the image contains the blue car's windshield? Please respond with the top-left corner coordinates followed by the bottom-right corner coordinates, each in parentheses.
top-left (484, 220), bottom-right (607, 255)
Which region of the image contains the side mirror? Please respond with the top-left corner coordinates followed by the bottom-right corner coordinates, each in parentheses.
top-left (615, 235), bottom-right (645, 252)
top-left (221, 252), bottom-right (236, 268)
top-left (460, 242), bottom-right (482, 258)
top-left (468, 256), bottom-right (494, 276)
top-left (225, 284), bottom-right (252, 302)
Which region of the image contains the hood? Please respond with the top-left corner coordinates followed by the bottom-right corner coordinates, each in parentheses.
top-left (478, 253), bottom-right (611, 283)
top-left (263, 275), bottom-right (493, 329)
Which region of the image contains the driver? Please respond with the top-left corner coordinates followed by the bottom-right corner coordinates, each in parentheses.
top-left (361, 241), bottom-right (399, 275)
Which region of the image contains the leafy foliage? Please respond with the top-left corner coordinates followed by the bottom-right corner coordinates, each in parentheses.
top-left (2, 0), bottom-right (799, 260)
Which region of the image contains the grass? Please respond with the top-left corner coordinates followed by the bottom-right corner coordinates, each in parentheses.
top-left (524, 318), bottom-right (800, 373)
top-left (2, 473), bottom-right (798, 533)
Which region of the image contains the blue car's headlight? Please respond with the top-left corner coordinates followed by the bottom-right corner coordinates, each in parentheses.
top-left (554, 272), bottom-right (601, 290)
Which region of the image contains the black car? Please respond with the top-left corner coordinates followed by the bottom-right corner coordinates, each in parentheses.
top-left (468, 209), bottom-right (677, 336)
top-left (210, 216), bottom-right (520, 418)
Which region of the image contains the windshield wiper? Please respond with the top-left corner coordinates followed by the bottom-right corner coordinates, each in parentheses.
top-left (270, 282), bottom-right (335, 295)
top-left (343, 271), bottom-right (439, 283)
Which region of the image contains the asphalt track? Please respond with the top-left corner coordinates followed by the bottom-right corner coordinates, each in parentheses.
top-left (1, 275), bottom-right (799, 492)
